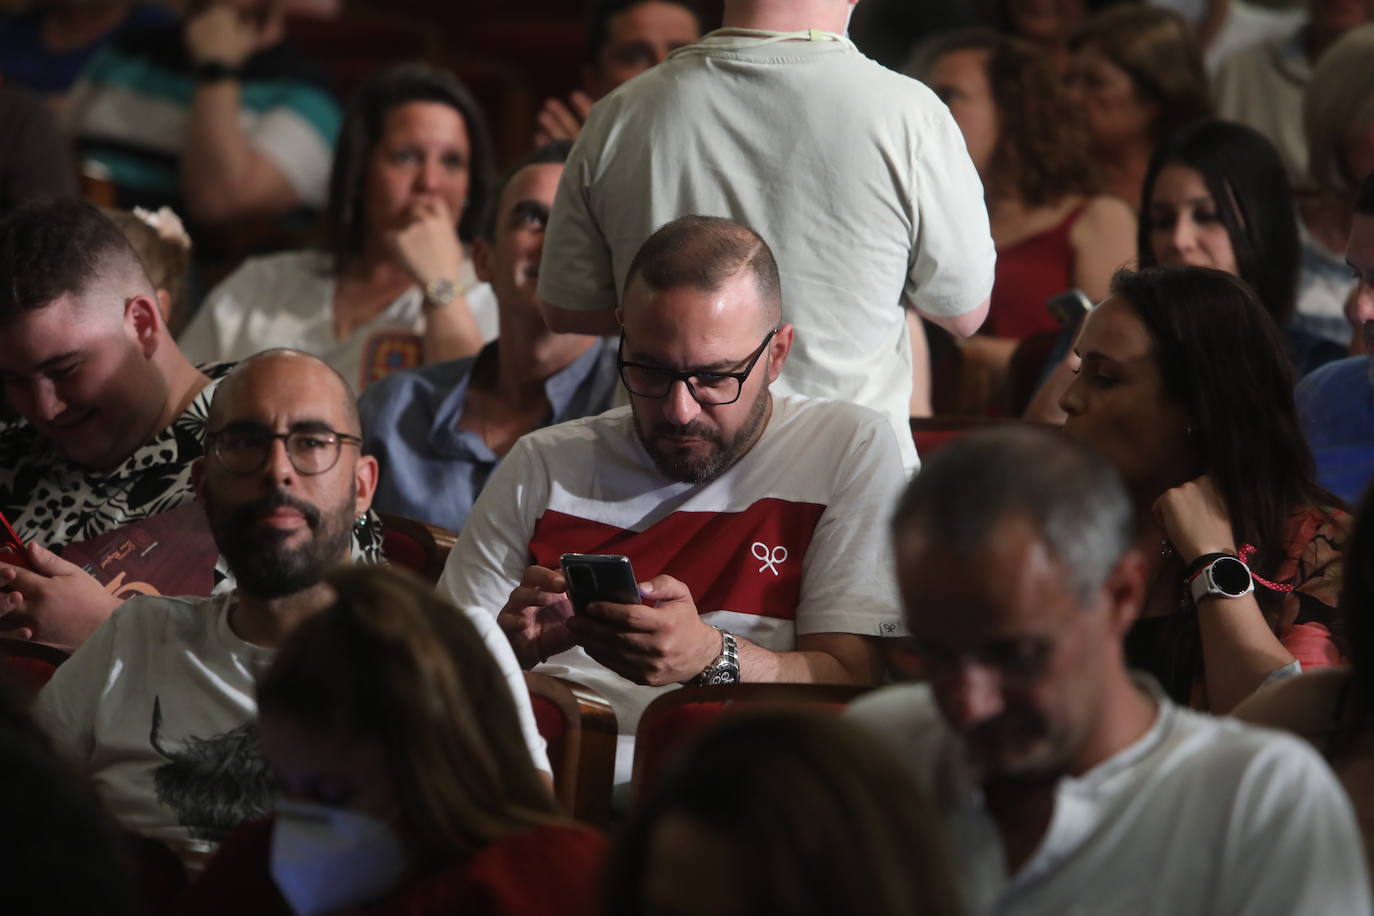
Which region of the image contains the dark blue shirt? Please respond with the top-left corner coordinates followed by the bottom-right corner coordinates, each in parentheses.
top-left (1296, 355), bottom-right (1374, 506)
top-left (358, 339), bottom-right (620, 534)
top-left (0, 4), bottom-right (174, 94)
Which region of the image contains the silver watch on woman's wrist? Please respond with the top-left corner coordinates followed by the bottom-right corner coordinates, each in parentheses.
top-left (691, 626), bottom-right (740, 686)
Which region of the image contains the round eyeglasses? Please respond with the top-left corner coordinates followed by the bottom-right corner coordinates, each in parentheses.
top-left (206, 426), bottom-right (362, 476)
top-left (617, 327), bottom-right (780, 406)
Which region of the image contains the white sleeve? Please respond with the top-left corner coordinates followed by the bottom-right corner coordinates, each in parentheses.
top-left (248, 105), bottom-right (335, 209)
top-left (794, 412), bottom-right (907, 637)
top-left (437, 437), bottom-right (550, 615)
top-left (178, 265), bottom-right (251, 364)
top-left (534, 126), bottom-right (618, 314)
top-left (1214, 736), bottom-right (1372, 915)
top-left (456, 602), bottom-right (551, 775)
top-left (903, 105), bottom-right (996, 319)
top-left (31, 613), bottom-right (120, 769)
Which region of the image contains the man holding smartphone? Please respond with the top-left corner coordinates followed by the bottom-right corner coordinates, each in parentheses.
top-left (440, 216), bottom-right (907, 786)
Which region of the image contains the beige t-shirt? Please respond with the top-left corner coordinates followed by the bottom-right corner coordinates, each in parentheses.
top-left (538, 30), bottom-right (995, 471)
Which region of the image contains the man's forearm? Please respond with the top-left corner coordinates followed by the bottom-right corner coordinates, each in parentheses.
top-left (736, 633), bottom-right (880, 685)
top-left (183, 82), bottom-right (253, 220)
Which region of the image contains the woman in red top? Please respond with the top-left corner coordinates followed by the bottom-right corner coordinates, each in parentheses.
top-left (180, 567), bottom-right (604, 916)
top-left (922, 29), bottom-right (1134, 413)
top-left (1060, 266), bottom-right (1348, 713)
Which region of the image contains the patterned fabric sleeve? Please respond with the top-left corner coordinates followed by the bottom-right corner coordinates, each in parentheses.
top-left (1271, 506), bottom-right (1351, 669)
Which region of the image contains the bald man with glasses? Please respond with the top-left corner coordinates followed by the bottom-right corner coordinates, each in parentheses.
top-left (439, 216), bottom-right (908, 789)
top-left (34, 349), bottom-right (550, 869)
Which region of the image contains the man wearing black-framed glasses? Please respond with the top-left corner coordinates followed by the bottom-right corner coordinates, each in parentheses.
top-left (441, 216), bottom-right (909, 791)
top-left (34, 347), bottom-right (557, 867)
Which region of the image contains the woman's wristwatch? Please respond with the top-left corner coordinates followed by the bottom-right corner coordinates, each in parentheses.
top-left (422, 278), bottom-right (458, 311)
top-left (1186, 554), bottom-right (1255, 605)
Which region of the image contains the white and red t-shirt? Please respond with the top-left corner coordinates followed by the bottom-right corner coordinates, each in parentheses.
top-left (438, 394), bottom-right (907, 784)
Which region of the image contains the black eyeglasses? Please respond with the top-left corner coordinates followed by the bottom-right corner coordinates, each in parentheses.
top-left (206, 425), bottom-right (362, 476)
top-left (618, 327), bottom-right (780, 406)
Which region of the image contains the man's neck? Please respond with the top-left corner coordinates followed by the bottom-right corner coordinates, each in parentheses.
top-left (984, 669), bottom-right (1158, 875)
top-left (228, 581), bottom-right (335, 648)
top-left (486, 303), bottom-right (596, 406)
top-left (149, 343), bottom-right (212, 440)
top-left (722, 0), bottom-right (850, 34)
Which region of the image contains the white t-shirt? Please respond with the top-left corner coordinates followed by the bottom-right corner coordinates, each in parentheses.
top-left (847, 680), bottom-right (1372, 916)
top-left (438, 394), bottom-right (908, 784)
top-left (538, 30), bottom-right (996, 472)
top-left (33, 592), bottom-right (549, 869)
top-left (179, 250), bottom-right (499, 394)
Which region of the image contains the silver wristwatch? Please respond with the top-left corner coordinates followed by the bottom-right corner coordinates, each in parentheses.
top-left (691, 626), bottom-right (740, 686)
top-left (422, 277), bottom-right (458, 311)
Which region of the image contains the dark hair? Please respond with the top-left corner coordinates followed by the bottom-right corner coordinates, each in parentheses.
top-left (1070, 5), bottom-right (1212, 143)
top-left (1109, 267), bottom-right (1334, 624)
top-left (325, 62), bottom-right (494, 272)
top-left (988, 0), bottom-right (1131, 38)
top-left (1139, 119), bottom-right (1300, 327)
top-left (257, 566), bottom-right (559, 871)
top-left (0, 678), bottom-right (146, 915)
top-left (624, 215), bottom-right (782, 326)
top-left (586, 0), bottom-right (703, 65)
top-left (479, 140), bottom-right (572, 243)
top-left (927, 29), bottom-right (1100, 207)
top-left (0, 198), bottom-right (150, 324)
top-left (604, 709), bottom-right (964, 916)
top-left (1357, 170), bottom-right (1374, 216)
top-left (894, 425), bottom-right (1135, 602)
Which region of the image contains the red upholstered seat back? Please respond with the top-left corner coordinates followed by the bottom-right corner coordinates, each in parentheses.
top-left (530, 691), bottom-right (570, 794)
top-left (381, 528), bottom-right (429, 578)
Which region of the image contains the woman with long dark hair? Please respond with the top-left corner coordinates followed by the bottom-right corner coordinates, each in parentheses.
top-left (180, 62), bottom-right (498, 392)
top-left (1059, 266), bottom-right (1348, 712)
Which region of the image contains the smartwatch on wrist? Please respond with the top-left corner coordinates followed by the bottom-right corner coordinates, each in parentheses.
top-left (1187, 555), bottom-right (1254, 605)
top-left (422, 278), bottom-right (458, 311)
top-left (194, 60), bottom-right (241, 84)
top-left (691, 626), bottom-right (740, 686)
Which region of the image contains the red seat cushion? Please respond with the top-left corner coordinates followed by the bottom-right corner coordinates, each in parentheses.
top-left (381, 530), bottom-right (428, 577)
top-left (529, 693), bottom-right (569, 793)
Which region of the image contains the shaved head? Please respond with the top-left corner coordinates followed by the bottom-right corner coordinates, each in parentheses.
top-left (209, 349), bottom-right (360, 436)
top-left (622, 215), bottom-right (783, 332)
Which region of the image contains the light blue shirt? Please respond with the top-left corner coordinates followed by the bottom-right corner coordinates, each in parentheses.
top-left (1296, 354), bottom-right (1374, 505)
top-left (358, 339), bottom-right (619, 533)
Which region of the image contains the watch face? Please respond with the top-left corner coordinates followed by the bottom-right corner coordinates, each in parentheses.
top-left (1210, 557), bottom-right (1252, 595)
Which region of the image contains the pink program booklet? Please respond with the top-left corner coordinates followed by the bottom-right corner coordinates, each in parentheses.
top-left (60, 502), bottom-right (218, 600)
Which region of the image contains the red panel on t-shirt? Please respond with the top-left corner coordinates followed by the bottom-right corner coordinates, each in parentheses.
top-left (528, 498), bottom-right (826, 620)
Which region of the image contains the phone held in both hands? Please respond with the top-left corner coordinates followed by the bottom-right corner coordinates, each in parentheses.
top-left (559, 553), bottom-right (641, 614)
top-left (0, 510), bottom-right (34, 572)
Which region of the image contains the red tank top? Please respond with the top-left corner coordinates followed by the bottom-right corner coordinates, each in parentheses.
top-left (984, 202), bottom-right (1089, 340)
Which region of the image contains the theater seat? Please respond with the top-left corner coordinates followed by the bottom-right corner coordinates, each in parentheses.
top-left (0, 639), bottom-right (70, 699)
top-left (632, 683), bottom-right (871, 801)
top-left (524, 672), bottom-right (616, 827)
top-left (378, 513), bottom-right (457, 584)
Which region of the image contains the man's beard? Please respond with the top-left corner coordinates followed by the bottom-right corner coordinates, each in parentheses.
top-left (205, 488), bottom-right (355, 600)
top-left (637, 382), bottom-right (770, 485)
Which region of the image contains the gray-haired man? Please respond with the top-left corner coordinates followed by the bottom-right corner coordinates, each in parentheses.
top-left (849, 426), bottom-right (1371, 916)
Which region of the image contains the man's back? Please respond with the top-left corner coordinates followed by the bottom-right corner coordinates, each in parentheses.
top-left (540, 32), bottom-right (995, 468)
top-left (849, 681), bottom-right (1372, 915)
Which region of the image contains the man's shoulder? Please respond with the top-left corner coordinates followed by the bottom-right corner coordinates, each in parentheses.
top-left (359, 355), bottom-right (477, 432)
top-left (846, 684), bottom-right (948, 770)
top-left (766, 395), bottom-right (900, 462)
top-left (519, 406), bottom-right (631, 452)
top-left (1299, 355), bottom-right (1369, 399)
top-left (107, 593), bottom-right (218, 634)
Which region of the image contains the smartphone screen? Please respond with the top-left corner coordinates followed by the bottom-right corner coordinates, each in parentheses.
top-left (0, 510), bottom-right (33, 572)
top-left (560, 553), bottom-right (641, 614)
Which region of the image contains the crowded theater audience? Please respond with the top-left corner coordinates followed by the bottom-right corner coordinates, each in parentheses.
top-left (1065, 4), bottom-right (1212, 209)
top-left (182, 566), bottom-right (597, 916)
top-left (4, 0), bottom-right (1374, 911)
top-left (180, 62), bottom-right (498, 394)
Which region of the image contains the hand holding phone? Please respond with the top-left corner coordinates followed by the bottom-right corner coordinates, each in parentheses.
top-left (0, 510), bottom-right (34, 572)
top-left (560, 553), bottom-right (641, 615)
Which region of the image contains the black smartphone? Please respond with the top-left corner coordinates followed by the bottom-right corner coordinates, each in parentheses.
top-left (1046, 288), bottom-right (1093, 327)
top-left (560, 553), bottom-right (641, 614)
